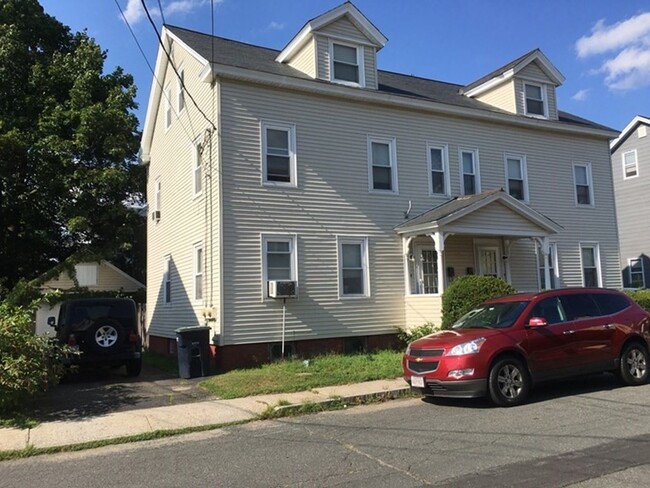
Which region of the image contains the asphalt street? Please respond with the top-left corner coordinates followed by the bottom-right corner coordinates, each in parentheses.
top-left (2, 374), bottom-right (650, 487)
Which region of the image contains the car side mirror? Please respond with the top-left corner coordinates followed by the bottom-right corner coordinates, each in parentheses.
top-left (47, 316), bottom-right (57, 327)
top-left (527, 317), bottom-right (548, 327)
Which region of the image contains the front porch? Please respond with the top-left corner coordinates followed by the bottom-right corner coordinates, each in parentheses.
top-left (396, 189), bottom-right (563, 328)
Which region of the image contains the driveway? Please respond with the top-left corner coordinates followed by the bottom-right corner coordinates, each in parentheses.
top-left (27, 362), bottom-right (215, 422)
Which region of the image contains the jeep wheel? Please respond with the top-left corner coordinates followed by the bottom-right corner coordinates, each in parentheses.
top-left (125, 357), bottom-right (142, 377)
top-left (88, 319), bottom-right (123, 353)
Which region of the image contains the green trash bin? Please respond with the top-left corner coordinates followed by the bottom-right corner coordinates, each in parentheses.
top-left (175, 326), bottom-right (211, 379)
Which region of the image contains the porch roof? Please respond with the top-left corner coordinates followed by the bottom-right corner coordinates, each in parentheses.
top-left (394, 189), bottom-right (563, 237)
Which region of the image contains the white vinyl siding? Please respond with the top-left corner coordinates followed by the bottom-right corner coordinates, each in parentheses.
top-left (427, 144), bottom-right (450, 196)
top-left (622, 150), bottom-right (638, 179)
top-left (261, 234), bottom-right (297, 298)
top-left (75, 264), bottom-right (98, 287)
top-left (368, 137), bottom-right (398, 193)
top-left (261, 121), bottom-right (297, 187)
top-left (193, 243), bottom-right (203, 302)
top-left (192, 138), bottom-right (202, 197)
top-left (573, 163), bottom-right (594, 206)
top-left (629, 258), bottom-right (645, 288)
top-left (287, 37), bottom-right (316, 78)
top-left (177, 66), bottom-right (185, 113)
top-left (524, 82), bottom-right (547, 118)
top-left (474, 81), bottom-right (516, 114)
top-left (580, 243), bottom-right (602, 287)
top-left (505, 154), bottom-right (529, 202)
top-left (459, 148), bottom-right (480, 195)
top-left (338, 237), bottom-right (369, 298)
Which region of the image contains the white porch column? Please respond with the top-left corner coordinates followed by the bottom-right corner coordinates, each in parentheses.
top-left (540, 236), bottom-right (551, 290)
top-left (431, 232), bottom-right (445, 295)
top-left (402, 236), bottom-right (414, 296)
top-left (503, 238), bottom-right (513, 284)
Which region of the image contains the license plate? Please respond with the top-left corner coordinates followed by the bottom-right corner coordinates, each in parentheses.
top-left (411, 376), bottom-right (425, 388)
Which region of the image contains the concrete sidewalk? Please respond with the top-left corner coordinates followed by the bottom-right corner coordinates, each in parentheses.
top-left (0, 378), bottom-right (410, 453)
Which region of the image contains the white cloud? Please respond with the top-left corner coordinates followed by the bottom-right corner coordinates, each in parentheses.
top-left (572, 89), bottom-right (589, 101)
top-left (165, 0), bottom-right (211, 17)
top-left (122, 0), bottom-right (146, 25)
top-left (576, 11), bottom-right (650, 91)
top-left (120, 0), bottom-right (220, 25)
top-left (266, 21), bottom-right (286, 31)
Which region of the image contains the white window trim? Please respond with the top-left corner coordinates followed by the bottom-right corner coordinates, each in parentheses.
top-left (459, 148), bottom-right (481, 195)
top-left (260, 233), bottom-right (298, 300)
top-left (572, 162), bottom-right (595, 207)
top-left (193, 242), bottom-right (203, 304)
top-left (163, 255), bottom-right (171, 305)
top-left (328, 39), bottom-right (365, 88)
top-left (177, 65), bottom-right (185, 114)
top-left (427, 143), bottom-right (450, 197)
top-left (367, 136), bottom-right (399, 194)
top-left (504, 153), bottom-right (529, 203)
top-left (628, 258), bottom-right (645, 288)
top-left (260, 121), bottom-right (297, 188)
top-left (536, 241), bottom-right (560, 290)
top-left (622, 149), bottom-right (639, 180)
top-left (192, 137), bottom-right (203, 198)
top-left (523, 81), bottom-right (548, 119)
top-left (579, 242), bottom-right (602, 288)
top-left (337, 236), bottom-right (370, 299)
top-left (164, 84), bottom-right (172, 131)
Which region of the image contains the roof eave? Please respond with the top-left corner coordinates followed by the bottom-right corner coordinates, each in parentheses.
top-left (610, 115), bottom-right (650, 152)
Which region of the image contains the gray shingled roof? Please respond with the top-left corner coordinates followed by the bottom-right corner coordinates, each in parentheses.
top-left (166, 25), bottom-right (613, 132)
top-left (462, 49), bottom-right (540, 94)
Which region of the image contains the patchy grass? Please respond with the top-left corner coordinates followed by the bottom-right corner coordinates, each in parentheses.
top-left (142, 351), bottom-right (178, 376)
top-left (0, 413), bottom-right (40, 430)
top-left (199, 350), bottom-right (403, 399)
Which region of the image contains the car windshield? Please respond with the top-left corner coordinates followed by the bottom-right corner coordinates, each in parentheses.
top-left (452, 301), bottom-right (529, 330)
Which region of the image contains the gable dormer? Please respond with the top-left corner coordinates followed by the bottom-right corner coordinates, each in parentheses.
top-left (461, 49), bottom-right (565, 121)
top-left (276, 2), bottom-right (387, 89)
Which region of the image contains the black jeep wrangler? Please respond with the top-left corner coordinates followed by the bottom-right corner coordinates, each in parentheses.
top-left (48, 298), bottom-right (143, 377)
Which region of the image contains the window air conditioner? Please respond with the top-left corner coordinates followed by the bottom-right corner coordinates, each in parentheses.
top-left (268, 280), bottom-right (297, 298)
top-left (152, 210), bottom-right (161, 222)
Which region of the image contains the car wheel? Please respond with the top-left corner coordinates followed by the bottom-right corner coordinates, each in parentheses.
top-left (88, 319), bottom-right (123, 353)
top-left (488, 357), bottom-right (530, 407)
top-left (125, 357), bottom-right (142, 377)
top-left (618, 343), bottom-right (649, 386)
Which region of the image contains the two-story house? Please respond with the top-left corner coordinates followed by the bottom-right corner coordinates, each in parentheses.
top-left (610, 115), bottom-right (650, 288)
top-left (141, 3), bottom-right (620, 370)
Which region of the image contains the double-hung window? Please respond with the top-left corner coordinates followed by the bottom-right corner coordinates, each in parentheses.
top-left (193, 243), bottom-right (203, 302)
top-left (338, 237), bottom-right (369, 297)
top-left (193, 139), bottom-right (202, 197)
top-left (460, 149), bottom-right (480, 195)
top-left (177, 66), bottom-right (185, 113)
top-left (331, 42), bottom-right (361, 85)
top-left (573, 163), bottom-right (593, 206)
top-left (368, 137), bottom-right (398, 193)
top-left (153, 177), bottom-right (161, 221)
top-left (623, 150), bottom-right (638, 179)
top-left (163, 256), bottom-right (171, 304)
top-left (164, 85), bottom-right (172, 129)
top-left (537, 242), bottom-right (559, 289)
top-left (580, 243), bottom-right (601, 287)
top-left (75, 264), bottom-right (98, 287)
top-left (524, 83), bottom-right (546, 117)
top-left (262, 234), bottom-right (297, 297)
top-left (261, 122), bottom-right (296, 186)
top-left (427, 144), bottom-right (449, 196)
top-left (505, 154), bottom-right (528, 201)
top-left (629, 258), bottom-right (645, 288)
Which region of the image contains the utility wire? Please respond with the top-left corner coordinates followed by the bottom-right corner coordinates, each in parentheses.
top-left (139, 0), bottom-right (216, 131)
top-left (157, 0), bottom-right (166, 25)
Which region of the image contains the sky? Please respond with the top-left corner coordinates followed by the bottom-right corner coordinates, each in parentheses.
top-left (39, 0), bottom-right (650, 133)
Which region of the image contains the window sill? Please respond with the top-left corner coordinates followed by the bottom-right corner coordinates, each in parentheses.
top-left (369, 189), bottom-right (399, 196)
top-left (263, 181), bottom-right (298, 189)
top-left (339, 295), bottom-right (371, 300)
top-left (330, 78), bottom-right (364, 88)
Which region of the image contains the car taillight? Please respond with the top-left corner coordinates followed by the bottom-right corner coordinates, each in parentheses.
top-left (68, 334), bottom-right (77, 346)
top-left (128, 332), bottom-right (138, 343)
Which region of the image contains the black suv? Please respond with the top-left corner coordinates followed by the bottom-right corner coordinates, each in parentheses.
top-left (48, 298), bottom-right (142, 377)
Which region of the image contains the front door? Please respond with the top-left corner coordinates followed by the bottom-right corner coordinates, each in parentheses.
top-left (415, 245), bottom-right (438, 294)
top-left (477, 246), bottom-right (501, 278)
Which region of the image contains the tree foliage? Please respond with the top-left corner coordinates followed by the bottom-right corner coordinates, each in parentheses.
top-left (0, 0), bottom-right (144, 294)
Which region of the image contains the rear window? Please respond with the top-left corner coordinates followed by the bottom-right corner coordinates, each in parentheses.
top-left (592, 293), bottom-right (630, 316)
top-left (67, 301), bottom-right (134, 324)
top-left (559, 294), bottom-right (600, 321)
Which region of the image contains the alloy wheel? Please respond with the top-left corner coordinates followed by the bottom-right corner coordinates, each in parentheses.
top-left (95, 325), bottom-right (118, 348)
top-left (626, 349), bottom-right (647, 380)
top-left (497, 364), bottom-right (524, 399)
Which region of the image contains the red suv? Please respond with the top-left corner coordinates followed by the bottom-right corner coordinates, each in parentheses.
top-left (403, 288), bottom-right (650, 406)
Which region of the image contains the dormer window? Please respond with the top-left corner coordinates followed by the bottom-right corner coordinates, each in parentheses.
top-left (524, 83), bottom-right (547, 117)
top-left (331, 42), bottom-right (362, 86)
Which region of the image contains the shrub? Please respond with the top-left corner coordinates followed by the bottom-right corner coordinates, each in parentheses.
top-left (441, 275), bottom-right (516, 329)
top-left (624, 289), bottom-right (650, 312)
top-left (397, 322), bottom-right (437, 346)
top-left (0, 300), bottom-right (70, 413)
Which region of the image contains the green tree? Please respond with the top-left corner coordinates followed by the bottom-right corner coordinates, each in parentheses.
top-left (0, 0), bottom-right (144, 293)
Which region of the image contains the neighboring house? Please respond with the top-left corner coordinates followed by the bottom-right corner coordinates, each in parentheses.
top-left (35, 261), bottom-right (145, 337)
top-left (610, 115), bottom-right (650, 289)
top-left (141, 3), bottom-right (621, 370)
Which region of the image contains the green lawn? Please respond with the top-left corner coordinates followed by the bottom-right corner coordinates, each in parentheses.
top-left (199, 350), bottom-right (404, 399)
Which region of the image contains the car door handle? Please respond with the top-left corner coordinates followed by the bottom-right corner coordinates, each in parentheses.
top-left (604, 324), bottom-right (614, 330)
top-left (563, 330), bottom-right (576, 335)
